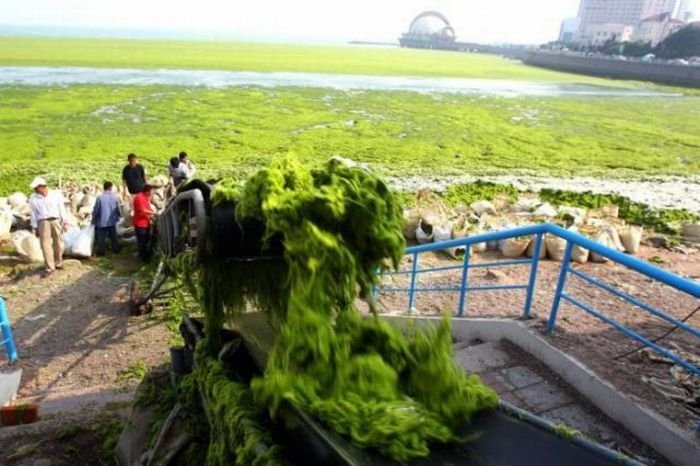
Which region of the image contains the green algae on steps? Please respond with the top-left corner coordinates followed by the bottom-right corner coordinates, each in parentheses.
top-left (182, 156), bottom-right (498, 462)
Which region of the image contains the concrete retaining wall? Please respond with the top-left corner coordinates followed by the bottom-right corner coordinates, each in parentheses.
top-left (523, 51), bottom-right (700, 87)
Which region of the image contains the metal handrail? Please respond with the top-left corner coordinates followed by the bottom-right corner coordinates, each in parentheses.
top-left (0, 297), bottom-right (18, 363)
top-left (379, 222), bottom-right (700, 375)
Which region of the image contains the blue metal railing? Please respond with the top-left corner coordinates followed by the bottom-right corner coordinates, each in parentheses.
top-left (0, 297), bottom-right (19, 363)
top-left (378, 223), bottom-right (700, 376)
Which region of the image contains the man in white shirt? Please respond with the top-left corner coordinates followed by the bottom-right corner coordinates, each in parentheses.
top-left (178, 151), bottom-right (196, 178)
top-left (28, 177), bottom-right (68, 277)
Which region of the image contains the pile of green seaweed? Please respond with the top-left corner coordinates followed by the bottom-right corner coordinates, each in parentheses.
top-left (187, 156), bottom-right (498, 463)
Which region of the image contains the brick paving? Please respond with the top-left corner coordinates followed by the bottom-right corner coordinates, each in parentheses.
top-left (453, 339), bottom-right (663, 464)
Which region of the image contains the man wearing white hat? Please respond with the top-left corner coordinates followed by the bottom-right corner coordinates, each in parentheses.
top-left (28, 177), bottom-right (67, 277)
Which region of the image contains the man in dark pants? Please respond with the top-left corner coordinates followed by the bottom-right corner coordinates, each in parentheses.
top-left (122, 153), bottom-right (148, 196)
top-left (132, 184), bottom-right (154, 262)
top-left (92, 181), bottom-right (121, 256)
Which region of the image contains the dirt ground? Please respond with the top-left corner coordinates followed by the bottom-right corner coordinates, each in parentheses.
top-left (0, 235), bottom-right (698, 463)
top-left (377, 242), bottom-right (700, 433)
top-left (0, 250), bottom-right (171, 400)
top-left (0, 409), bottom-right (124, 466)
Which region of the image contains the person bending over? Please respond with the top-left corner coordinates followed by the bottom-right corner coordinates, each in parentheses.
top-left (168, 156), bottom-right (189, 189)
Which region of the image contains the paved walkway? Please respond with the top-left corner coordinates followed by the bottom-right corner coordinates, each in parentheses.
top-left (453, 339), bottom-right (661, 464)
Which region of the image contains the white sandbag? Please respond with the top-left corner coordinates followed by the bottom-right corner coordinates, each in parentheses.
top-left (526, 236), bottom-right (547, 259)
top-left (62, 227), bottom-right (81, 252)
top-left (470, 200), bottom-right (497, 216)
top-left (21, 236), bottom-right (44, 263)
top-left (567, 226), bottom-right (590, 264)
top-left (8, 192), bottom-right (27, 208)
top-left (433, 226), bottom-right (461, 259)
top-left (12, 231), bottom-right (29, 257)
top-left (12, 203), bottom-right (30, 216)
top-left (70, 226), bottom-right (95, 258)
top-left (0, 208), bottom-right (12, 236)
top-left (500, 237), bottom-right (530, 258)
top-left (511, 197), bottom-right (539, 213)
top-left (601, 204), bottom-right (619, 218)
top-left (559, 206), bottom-right (586, 218)
top-left (682, 223), bottom-right (700, 239)
top-left (433, 226), bottom-right (451, 243)
top-left (590, 231), bottom-right (613, 263)
top-left (78, 205), bottom-right (93, 217)
top-left (493, 195), bottom-right (512, 212)
top-left (419, 209), bottom-right (445, 232)
top-left (120, 204), bottom-right (133, 228)
top-left (416, 223), bottom-right (433, 244)
top-left (571, 245), bottom-right (589, 264)
top-left (545, 235), bottom-right (568, 262)
top-left (70, 193), bottom-right (84, 213)
top-left (78, 194), bottom-right (96, 210)
top-left (444, 245), bottom-right (469, 260)
top-left (467, 228), bottom-right (488, 253)
top-left (603, 225), bottom-right (625, 252)
top-left (451, 225), bottom-right (470, 239)
top-left (19, 235), bottom-right (44, 263)
top-left (117, 225), bottom-right (135, 238)
top-left (471, 242), bottom-right (487, 253)
top-left (589, 204), bottom-right (619, 219)
top-left (63, 210), bottom-right (79, 228)
top-left (618, 225), bottom-right (643, 255)
top-left (451, 216), bottom-right (473, 239)
top-left (402, 211), bottom-right (420, 240)
top-left (150, 174), bottom-right (169, 188)
top-left (558, 206), bottom-right (586, 226)
top-left (533, 203), bottom-right (557, 218)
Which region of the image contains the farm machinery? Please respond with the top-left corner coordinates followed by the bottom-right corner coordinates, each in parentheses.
top-left (120, 176), bottom-right (640, 466)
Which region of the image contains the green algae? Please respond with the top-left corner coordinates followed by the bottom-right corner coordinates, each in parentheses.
top-left (186, 156), bottom-right (497, 463)
top-left (3, 83), bottom-right (700, 196)
top-left (192, 345), bottom-right (284, 466)
top-left (253, 312), bottom-right (498, 461)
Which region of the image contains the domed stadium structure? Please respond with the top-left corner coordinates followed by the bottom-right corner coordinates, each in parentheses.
top-left (400, 11), bottom-right (460, 50)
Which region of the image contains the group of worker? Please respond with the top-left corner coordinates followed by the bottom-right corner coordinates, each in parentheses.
top-left (27, 151), bottom-right (197, 277)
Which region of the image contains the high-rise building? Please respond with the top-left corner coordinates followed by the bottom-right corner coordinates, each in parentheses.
top-left (675, 0), bottom-right (694, 21)
top-left (559, 17), bottom-right (581, 43)
top-left (576, 0), bottom-right (677, 44)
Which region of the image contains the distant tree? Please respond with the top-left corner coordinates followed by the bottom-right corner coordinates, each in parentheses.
top-left (654, 24), bottom-right (700, 58)
top-left (594, 40), bottom-right (653, 57)
top-left (620, 41), bottom-right (654, 57)
top-left (596, 38), bottom-right (623, 55)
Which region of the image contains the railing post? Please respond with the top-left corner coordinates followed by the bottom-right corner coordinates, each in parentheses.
top-left (547, 241), bottom-right (574, 333)
top-left (408, 252), bottom-right (419, 313)
top-left (457, 245), bottom-right (471, 317)
top-left (371, 268), bottom-right (379, 302)
top-left (523, 233), bottom-right (543, 318)
top-left (0, 297), bottom-right (18, 363)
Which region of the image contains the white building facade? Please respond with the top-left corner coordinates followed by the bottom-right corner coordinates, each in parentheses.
top-left (575, 0), bottom-right (678, 44)
top-left (633, 12), bottom-right (687, 44)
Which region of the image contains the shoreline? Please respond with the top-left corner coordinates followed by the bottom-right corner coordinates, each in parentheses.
top-left (388, 174), bottom-right (700, 213)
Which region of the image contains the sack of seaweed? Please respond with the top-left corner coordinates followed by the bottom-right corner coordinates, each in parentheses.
top-left (192, 156), bottom-right (498, 463)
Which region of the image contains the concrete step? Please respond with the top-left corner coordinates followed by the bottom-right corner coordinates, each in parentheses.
top-left (19, 384), bottom-right (134, 417)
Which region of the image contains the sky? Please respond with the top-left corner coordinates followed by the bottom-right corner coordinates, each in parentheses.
top-left (0, 0), bottom-right (697, 45)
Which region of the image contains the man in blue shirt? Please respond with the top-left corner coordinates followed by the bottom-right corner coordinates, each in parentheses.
top-left (92, 181), bottom-right (122, 256)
